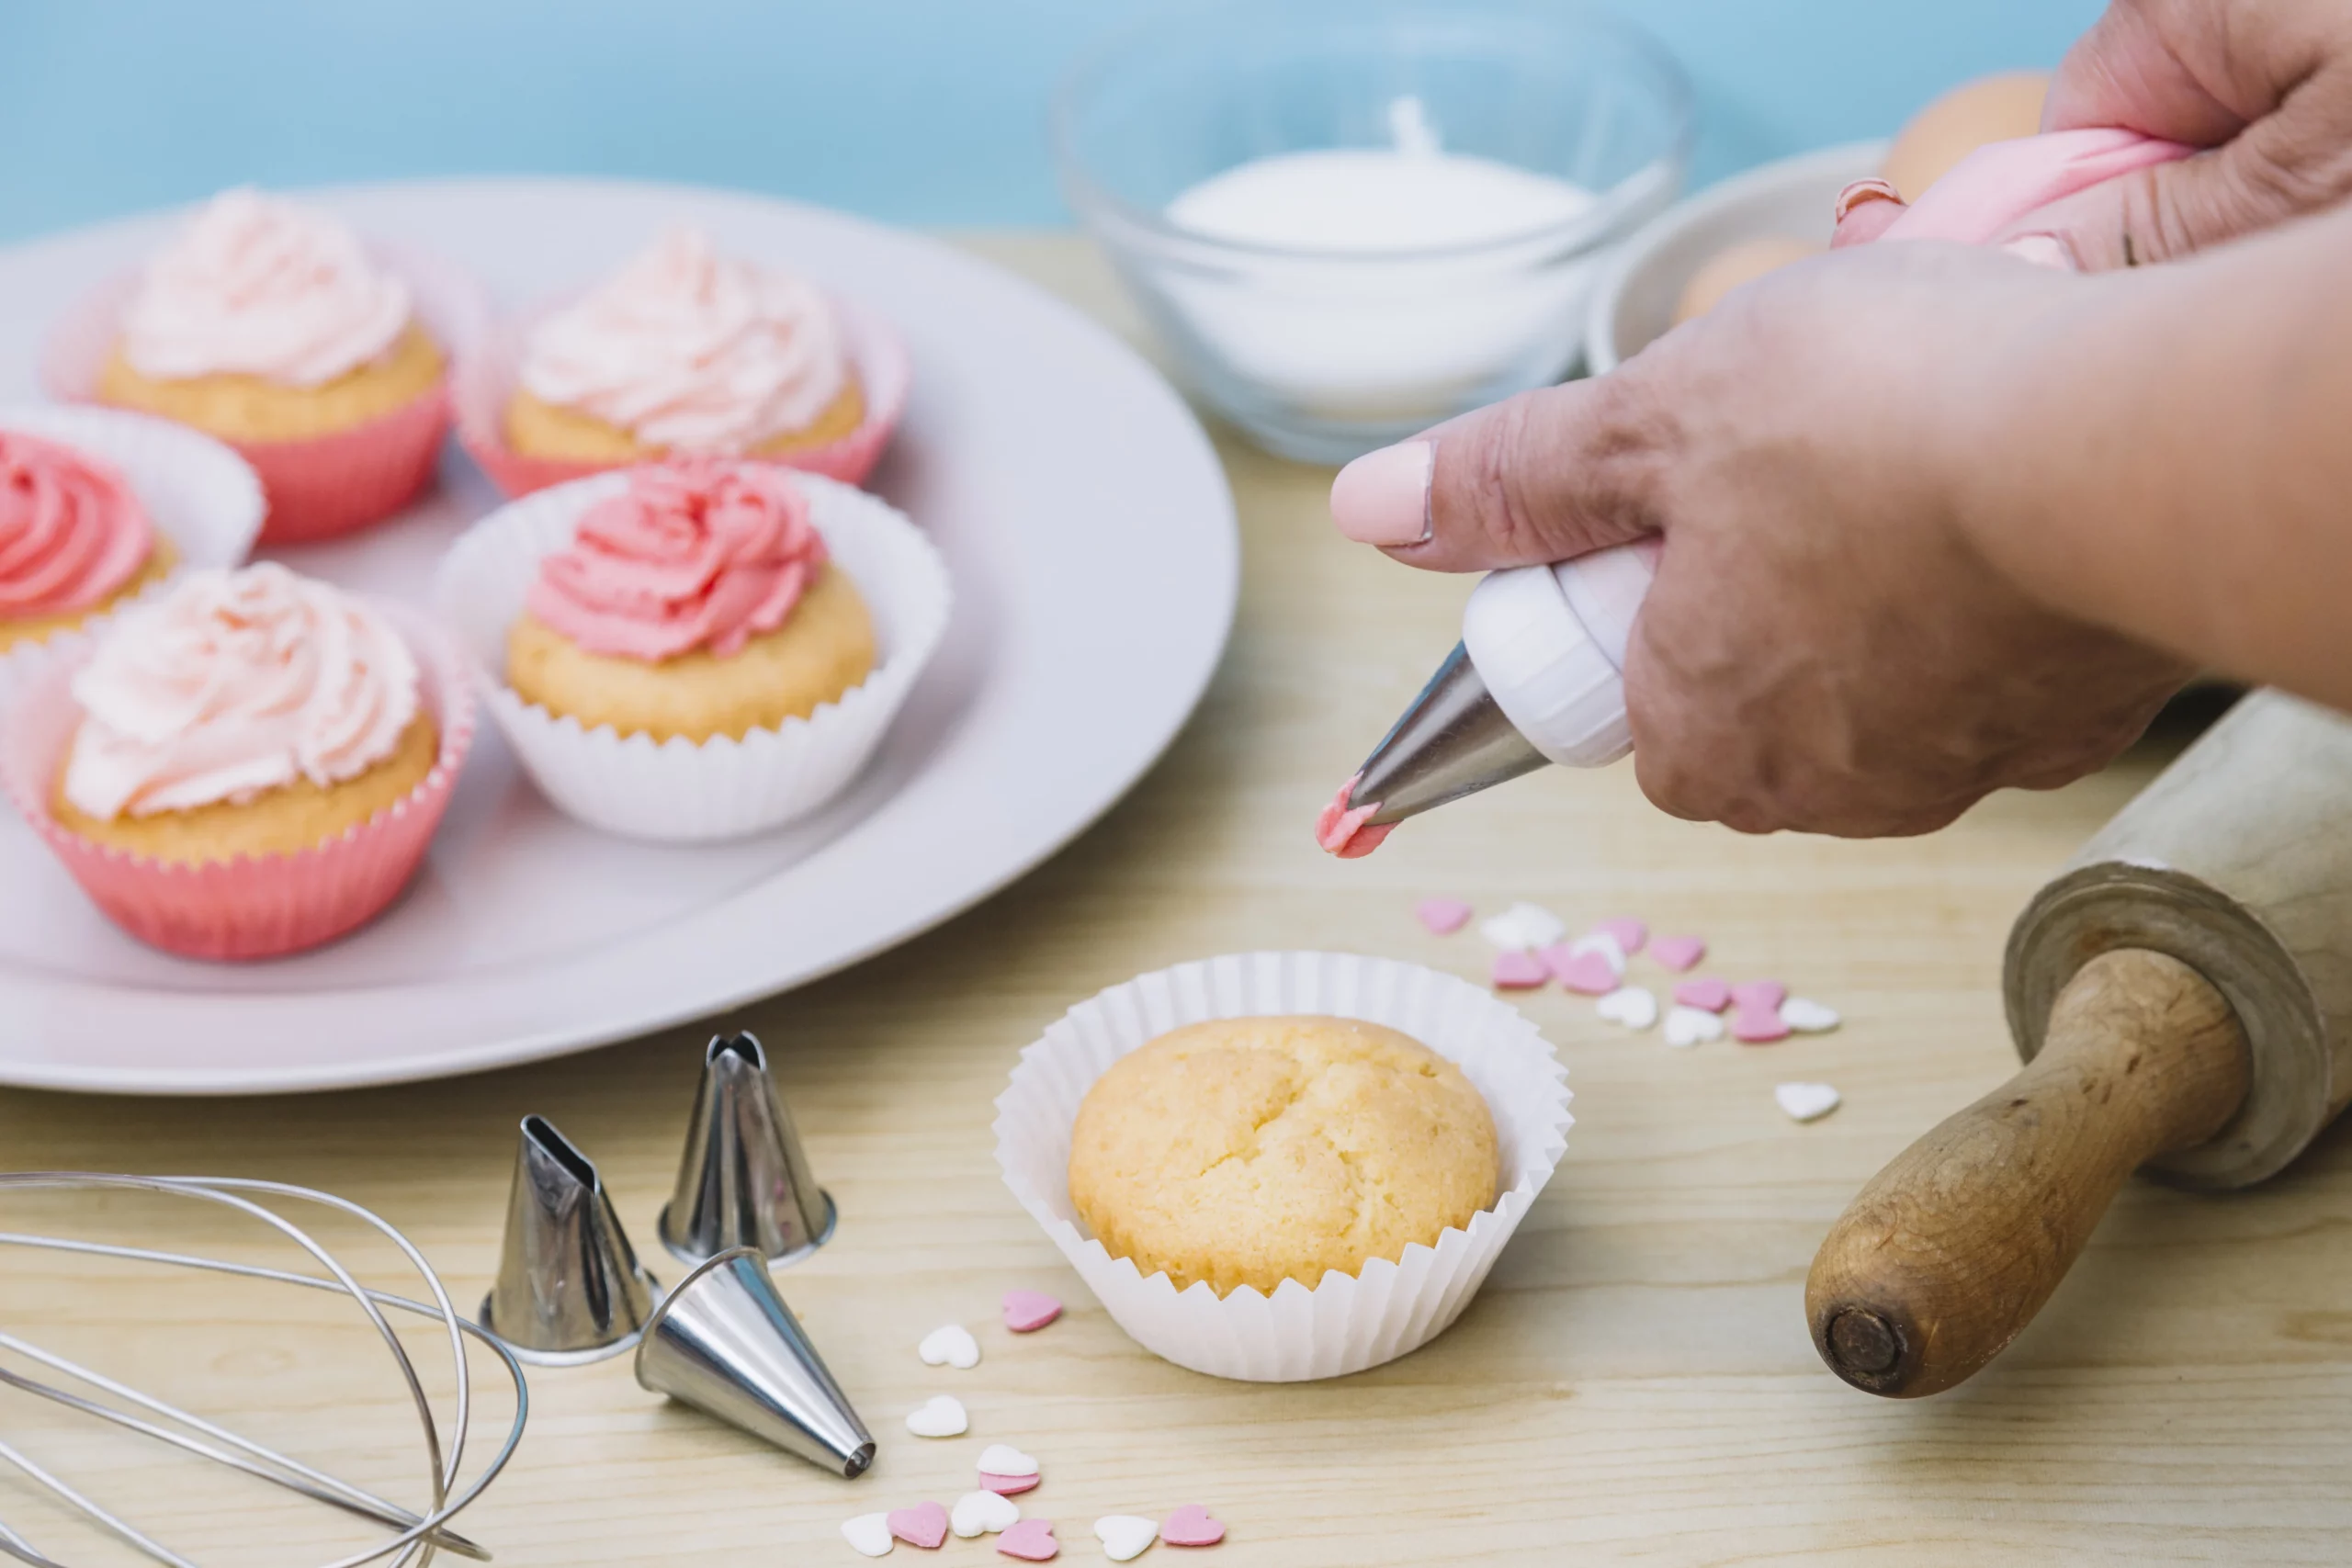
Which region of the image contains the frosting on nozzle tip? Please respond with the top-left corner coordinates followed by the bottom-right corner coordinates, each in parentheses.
top-left (1316, 772), bottom-right (1395, 859)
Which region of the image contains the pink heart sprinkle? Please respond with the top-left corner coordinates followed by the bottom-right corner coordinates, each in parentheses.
top-left (1002, 1290), bottom-right (1062, 1333)
top-left (980, 1472), bottom-right (1041, 1496)
top-left (1593, 917), bottom-right (1647, 955)
top-left (1161, 1506), bottom-right (1227, 1548)
top-left (1416, 897), bottom-right (1474, 934)
top-left (1555, 950), bottom-right (1620, 996)
top-left (889, 1501), bottom-right (950, 1550)
top-left (1731, 1007), bottom-right (1792, 1043)
top-left (1730, 979), bottom-right (1787, 1012)
top-left (1491, 952), bottom-right (1548, 989)
top-left (1672, 977), bottom-right (1731, 1013)
top-left (997, 1518), bottom-right (1059, 1561)
top-left (1650, 935), bottom-right (1706, 972)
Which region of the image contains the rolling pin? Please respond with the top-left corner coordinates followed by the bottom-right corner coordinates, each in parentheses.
top-left (1807, 689), bottom-right (2352, 1397)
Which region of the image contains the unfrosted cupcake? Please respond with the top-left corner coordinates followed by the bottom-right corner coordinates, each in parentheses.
top-left (0, 430), bottom-right (174, 654)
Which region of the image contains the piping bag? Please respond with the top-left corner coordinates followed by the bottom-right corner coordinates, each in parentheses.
top-left (1322, 129), bottom-right (2193, 855)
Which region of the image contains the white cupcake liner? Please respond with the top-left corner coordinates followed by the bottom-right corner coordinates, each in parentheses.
top-left (0, 403), bottom-right (265, 686)
top-left (994, 951), bottom-right (1574, 1382)
top-left (432, 467), bottom-right (952, 841)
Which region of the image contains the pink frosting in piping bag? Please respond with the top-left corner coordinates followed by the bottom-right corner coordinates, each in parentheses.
top-left (0, 431), bottom-right (153, 618)
top-left (527, 460), bottom-right (829, 662)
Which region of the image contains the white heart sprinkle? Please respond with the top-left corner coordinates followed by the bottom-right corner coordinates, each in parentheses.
top-left (906, 1393), bottom-right (968, 1438)
top-left (1480, 901), bottom-right (1565, 953)
top-left (952, 1491), bottom-right (1021, 1537)
top-left (1781, 998), bottom-right (1841, 1032)
top-left (977, 1442), bottom-right (1039, 1478)
top-left (1095, 1516), bottom-right (1160, 1562)
top-left (1567, 931), bottom-right (1628, 976)
top-left (1595, 986), bottom-right (1657, 1030)
top-left (1776, 1082), bottom-right (1841, 1122)
top-left (918, 1324), bottom-right (980, 1369)
top-left (842, 1513), bottom-right (895, 1557)
top-left (1662, 1006), bottom-right (1724, 1048)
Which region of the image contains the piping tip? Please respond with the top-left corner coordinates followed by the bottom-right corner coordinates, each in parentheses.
top-left (659, 1032), bottom-right (836, 1268)
top-left (479, 1114), bottom-right (660, 1366)
top-left (1349, 642), bottom-right (1546, 827)
top-left (633, 1247), bottom-right (876, 1478)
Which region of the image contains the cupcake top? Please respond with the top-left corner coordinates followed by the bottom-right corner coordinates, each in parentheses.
top-left (518, 230), bottom-right (848, 453)
top-left (1, 431), bottom-right (153, 618)
top-left (63, 562), bottom-right (419, 819)
top-left (119, 188), bottom-right (413, 388)
top-left (526, 460), bottom-right (831, 662)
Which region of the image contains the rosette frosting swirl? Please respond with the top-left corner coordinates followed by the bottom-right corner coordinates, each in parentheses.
top-left (63, 563), bottom-right (420, 819)
top-left (1, 431), bottom-right (153, 617)
top-left (119, 187), bottom-right (413, 387)
top-left (519, 229), bottom-right (848, 453)
top-left (526, 460), bottom-right (829, 662)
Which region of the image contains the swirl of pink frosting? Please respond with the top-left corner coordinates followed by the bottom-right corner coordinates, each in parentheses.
top-left (518, 229), bottom-right (849, 453)
top-left (1, 431), bottom-right (153, 617)
top-left (119, 187), bottom-right (413, 387)
top-left (526, 460), bottom-right (829, 662)
top-left (63, 563), bottom-right (421, 820)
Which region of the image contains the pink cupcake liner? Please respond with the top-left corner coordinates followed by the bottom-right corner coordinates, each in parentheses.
top-left (40, 243), bottom-right (489, 545)
top-left (0, 606), bottom-right (477, 962)
top-left (452, 294), bottom-right (909, 500)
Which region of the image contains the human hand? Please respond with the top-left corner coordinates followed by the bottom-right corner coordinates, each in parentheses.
top-left (1327, 242), bottom-right (2195, 836)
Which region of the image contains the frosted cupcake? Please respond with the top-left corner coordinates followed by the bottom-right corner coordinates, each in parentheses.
top-left (48, 188), bottom-right (474, 542)
top-left (0, 431), bottom-right (174, 654)
top-left (458, 231), bottom-right (908, 497)
top-left (435, 460), bottom-right (950, 841)
top-left (1, 563), bottom-right (475, 959)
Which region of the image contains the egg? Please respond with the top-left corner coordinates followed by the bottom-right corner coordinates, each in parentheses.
top-left (1673, 235), bottom-right (1825, 324)
top-left (1883, 71), bottom-right (2052, 200)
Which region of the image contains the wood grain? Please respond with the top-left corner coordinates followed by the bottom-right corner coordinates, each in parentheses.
top-left (1, 236), bottom-right (2348, 1566)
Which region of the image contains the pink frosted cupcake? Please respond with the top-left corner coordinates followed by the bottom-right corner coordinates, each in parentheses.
top-left (43, 188), bottom-right (481, 543)
top-left (455, 229), bottom-right (908, 498)
top-left (1, 562), bottom-right (474, 960)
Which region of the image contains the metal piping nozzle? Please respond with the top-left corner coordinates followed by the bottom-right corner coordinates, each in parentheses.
top-left (659, 1032), bottom-right (836, 1268)
top-left (480, 1114), bottom-right (661, 1365)
top-left (1349, 642), bottom-right (1547, 828)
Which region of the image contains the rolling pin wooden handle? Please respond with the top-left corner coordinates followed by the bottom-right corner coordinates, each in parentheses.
top-left (1805, 948), bottom-right (2249, 1397)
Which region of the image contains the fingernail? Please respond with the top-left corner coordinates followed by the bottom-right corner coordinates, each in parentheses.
top-left (2002, 232), bottom-right (2079, 272)
top-left (1833, 178), bottom-right (1904, 223)
top-left (1330, 440), bottom-right (1434, 547)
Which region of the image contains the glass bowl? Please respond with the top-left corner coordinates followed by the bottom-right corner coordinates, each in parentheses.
top-left (1055, 0), bottom-right (1693, 464)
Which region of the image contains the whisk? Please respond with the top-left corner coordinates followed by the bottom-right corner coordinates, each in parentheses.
top-left (0, 1172), bottom-right (528, 1568)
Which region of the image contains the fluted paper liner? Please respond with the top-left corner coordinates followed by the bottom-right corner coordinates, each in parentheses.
top-left (433, 468), bottom-right (950, 842)
top-left (451, 294), bottom-right (909, 499)
top-left (994, 951), bottom-right (1573, 1382)
top-left (1, 604), bottom-right (477, 961)
top-left (41, 242), bottom-right (488, 543)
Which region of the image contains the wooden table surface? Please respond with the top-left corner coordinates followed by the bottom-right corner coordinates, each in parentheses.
top-left (4, 235), bottom-right (2350, 1568)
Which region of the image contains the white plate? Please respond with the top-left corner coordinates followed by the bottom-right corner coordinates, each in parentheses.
top-left (0, 179), bottom-right (1238, 1095)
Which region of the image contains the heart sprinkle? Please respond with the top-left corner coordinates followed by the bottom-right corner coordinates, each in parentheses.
top-left (1595, 986), bottom-right (1658, 1031)
top-left (1480, 902), bottom-right (1565, 953)
top-left (996, 1518), bottom-right (1059, 1561)
top-left (906, 1394), bottom-right (968, 1438)
top-left (1094, 1517), bottom-right (1159, 1562)
top-left (1565, 930), bottom-right (1629, 975)
top-left (1662, 1006), bottom-right (1724, 1049)
top-left (978, 1443), bottom-right (1040, 1486)
top-left (842, 1513), bottom-right (896, 1558)
top-left (1491, 951), bottom-right (1549, 989)
top-left (1593, 917), bottom-right (1648, 955)
top-left (889, 1502), bottom-right (950, 1551)
top-left (1731, 1007), bottom-right (1792, 1043)
top-left (1776, 1081), bottom-right (1841, 1122)
top-left (981, 1473), bottom-right (1041, 1496)
top-left (1649, 935), bottom-right (1707, 972)
top-left (1671, 976), bottom-right (1731, 1012)
top-left (1781, 998), bottom-right (1841, 1032)
top-left (1002, 1290), bottom-right (1063, 1333)
top-left (1555, 950), bottom-right (1621, 996)
top-left (1416, 897), bottom-right (1474, 934)
top-left (918, 1325), bottom-right (980, 1369)
top-left (1160, 1506), bottom-right (1226, 1548)
top-left (953, 1491), bottom-right (1021, 1538)
top-left (1729, 979), bottom-right (1787, 1012)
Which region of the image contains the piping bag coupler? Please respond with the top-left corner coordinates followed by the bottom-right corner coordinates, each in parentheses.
top-left (1350, 538), bottom-right (1659, 827)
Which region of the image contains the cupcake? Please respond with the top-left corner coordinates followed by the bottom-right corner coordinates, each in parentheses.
top-left (457, 231), bottom-right (909, 498)
top-left (46, 188), bottom-right (478, 543)
top-left (1068, 1016), bottom-right (1502, 1296)
top-left (1, 562), bottom-right (475, 959)
top-left (435, 459), bottom-right (949, 842)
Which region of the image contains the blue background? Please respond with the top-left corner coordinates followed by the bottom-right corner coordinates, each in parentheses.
top-left (1, 1), bottom-right (2106, 243)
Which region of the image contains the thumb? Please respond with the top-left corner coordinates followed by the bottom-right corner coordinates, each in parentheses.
top-left (1329, 378), bottom-right (1658, 573)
